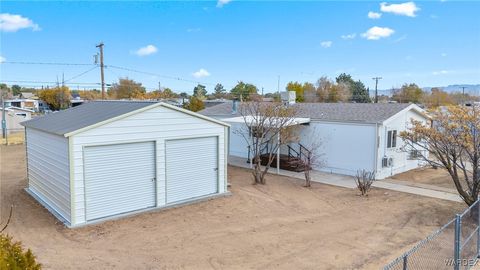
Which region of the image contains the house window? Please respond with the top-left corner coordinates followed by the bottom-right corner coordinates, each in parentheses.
top-left (387, 130), bottom-right (397, 148)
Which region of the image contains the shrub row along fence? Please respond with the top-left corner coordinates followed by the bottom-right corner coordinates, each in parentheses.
top-left (384, 199), bottom-right (480, 270)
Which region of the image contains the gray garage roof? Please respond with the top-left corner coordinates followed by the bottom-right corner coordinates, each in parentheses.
top-left (22, 101), bottom-right (158, 136)
top-left (199, 102), bottom-right (414, 123)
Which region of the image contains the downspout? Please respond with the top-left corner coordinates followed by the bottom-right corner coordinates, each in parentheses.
top-left (374, 123), bottom-right (378, 178)
top-left (277, 131), bottom-right (280, 174)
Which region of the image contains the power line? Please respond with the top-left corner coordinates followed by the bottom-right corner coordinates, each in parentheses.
top-left (1, 61), bottom-right (95, 66)
top-left (0, 80), bottom-right (101, 85)
top-left (64, 66), bottom-right (99, 83)
top-left (107, 65), bottom-right (218, 87)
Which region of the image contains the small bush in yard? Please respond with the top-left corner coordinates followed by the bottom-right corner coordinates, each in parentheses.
top-left (354, 169), bottom-right (375, 196)
top-left (0, 234), bottom-right (41, 270)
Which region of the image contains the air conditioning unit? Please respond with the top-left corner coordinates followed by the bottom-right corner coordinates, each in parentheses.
top-left (382, 157), bottom-right (394, 168)
top-left (382, 157), bottom-right (388, 168)
top-left (388, 158), bottom-right (394, 167)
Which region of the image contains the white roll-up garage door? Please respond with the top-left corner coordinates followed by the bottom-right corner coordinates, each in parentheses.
top-left (166, 137), bottom-right (218, 204)
top-left (84, 141), bottom-right (156, 221)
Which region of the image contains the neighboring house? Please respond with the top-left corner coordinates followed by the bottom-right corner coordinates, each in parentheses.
top-left (0, 107), bottom-right (33, 134)
top-left (4, 99), bottom-right (40, 111)
top-left (199, 101), bottom-right (430, 179)
top-left (19, 92), bottom-right (35, 99)
top-left (21, 101), bottom-right (229, 227)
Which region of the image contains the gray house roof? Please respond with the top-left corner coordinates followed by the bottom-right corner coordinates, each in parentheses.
top-left (199, 102), bottom-right (415, 123)
top-left (21, 101), bottom-right (158, 136)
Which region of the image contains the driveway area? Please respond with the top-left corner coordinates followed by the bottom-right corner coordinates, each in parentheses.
top-left (1, 145), bottom-right (464, 269)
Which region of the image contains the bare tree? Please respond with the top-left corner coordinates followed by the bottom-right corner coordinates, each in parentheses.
top-left (237, 100), bottom-right (299, 184)
top-left (400, 106), bottom-right (480, 206)
top-left (294, 140), bottom-right (324, 187)
top-left (354, 170), bottom-right (375, 196)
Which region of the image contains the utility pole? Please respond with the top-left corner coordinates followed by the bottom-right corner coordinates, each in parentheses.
top-left (277, 75), bottom-right (281, 101)
top-left (372, 77), bottom-right (382, 103)
top-left (96, 42), bottom-right (106, 99)
top-left (1, 89), bottom-right (6, 139)
top-left (461, 86), bottom-right (467, 105)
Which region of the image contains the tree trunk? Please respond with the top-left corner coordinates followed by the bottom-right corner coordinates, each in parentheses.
top-left (304, 170), bottom-right (311, 187)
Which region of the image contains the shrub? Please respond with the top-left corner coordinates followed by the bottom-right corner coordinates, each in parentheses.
top-left (0, 234), bottom-right (41, 270)
top-left (354, 170), bottom-right (375, 196)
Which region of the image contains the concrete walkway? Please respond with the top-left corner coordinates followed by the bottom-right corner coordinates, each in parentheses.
top-left (229, 156), bottom-right (463, 203)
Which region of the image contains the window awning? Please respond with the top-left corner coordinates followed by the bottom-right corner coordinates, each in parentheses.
top-left (221, 116), bottom-right (310, 128)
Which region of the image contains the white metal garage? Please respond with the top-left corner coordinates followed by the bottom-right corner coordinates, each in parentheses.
top-left (22, 101), bottom-right (229, 227)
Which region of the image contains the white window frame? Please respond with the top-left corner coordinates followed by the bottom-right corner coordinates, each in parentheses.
top-left (387, 130), bottom-right (397, 149)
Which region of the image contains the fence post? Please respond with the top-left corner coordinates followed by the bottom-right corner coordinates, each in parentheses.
top-left (454, 214), bottom-right (461, 270)
top-left (402, 255), bottom-right (408, 270)
top-left (477, 201), bottom-right (480, 258)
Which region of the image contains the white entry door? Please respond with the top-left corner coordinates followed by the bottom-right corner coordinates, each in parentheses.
top-left (166, 137), bottom-right (218, 204)
top-left (84, 141), bottom-right (156, 221)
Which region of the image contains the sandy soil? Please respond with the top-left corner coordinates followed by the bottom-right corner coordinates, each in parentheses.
top-left (388, 166), bottom-right (457, 190)
top-left (1, 145), bottom-right (464, 270)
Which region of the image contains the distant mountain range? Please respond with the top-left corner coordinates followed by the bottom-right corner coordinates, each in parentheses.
top-left (369, 84), bottom-right (480, 97)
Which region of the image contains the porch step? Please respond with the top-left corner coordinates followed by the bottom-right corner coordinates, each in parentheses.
top-left (258, 153), bottom-right (311, 172)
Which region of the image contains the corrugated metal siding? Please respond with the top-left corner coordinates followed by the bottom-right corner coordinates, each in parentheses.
top-left (84, 142), bottom-right (156, 221)
top-left (166, 137), bottom-right (218, 204)
top-left (71, 105), bottom-right (226, 225)
top-left (26, 128), bottom-right (71, 222)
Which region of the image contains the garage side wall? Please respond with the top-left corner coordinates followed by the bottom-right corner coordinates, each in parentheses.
top-left (299, 121), bottom-right (377, 176)
top-left (26, 128), bottom-right (71, 223)
top-left (70, 106), bottom-right (226, 225)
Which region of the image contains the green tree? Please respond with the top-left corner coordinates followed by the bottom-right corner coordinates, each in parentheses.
top-left (392, 83), bottom-right (424, 103)
top-left (230, 81), bottom-right (258, 101)
top-left (0, 234), bottom-right (41, 270)
top-left (335, 73), bottom-right (370, 103)
top-left (335, 73), bottom-right (355, 86)
top-left (108, 78), bottom-right (146, 99)
top-left (286, 81), bottom-right (304, 102)
top-left (213, 83), bottom-right (226, 99)
top-left (183, 96), bottom-right (205, 112)
top-left (11, 85), bottom-right (22, 96)
top-left (351, 81), bottom-right (371, 103)
top-left (193, 84), bottom-right (207, 98)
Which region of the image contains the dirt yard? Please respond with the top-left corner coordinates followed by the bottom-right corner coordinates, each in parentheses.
top-left (388, 166), bottom-right (457, 191)
top-left (1, 145), bottom-right (465, 269)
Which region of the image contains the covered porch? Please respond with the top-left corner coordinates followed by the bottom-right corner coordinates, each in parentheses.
top-left (222, 116), bottom-right (311, 174)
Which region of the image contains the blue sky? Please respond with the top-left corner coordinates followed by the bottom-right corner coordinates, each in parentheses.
top-left (1, 1), bottom-right (479, 94)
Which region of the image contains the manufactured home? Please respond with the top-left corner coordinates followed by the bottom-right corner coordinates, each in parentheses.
top-left (200, 101), bottom-right (429, 179)
top-left (22, 101), bottom-right (229, 227)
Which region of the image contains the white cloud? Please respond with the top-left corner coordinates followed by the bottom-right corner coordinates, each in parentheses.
top-left (432, 70), bottom-right (448, 75)
top-left (192, 68), bottom-right (210, 78)
top-left (0, 56), bottom-right (5, 63)
top-left (362, 26), bottom-right (395, 40)
top-left (217, 0), bottom-right (232, 7)
top-left (187, 28), bottom-right (201, 33)
top-left (380, 2), bottom-right (420, 17)
top-left (320, 41), bottom-right (332, 48)
top-left (0, 13), bottom-right (40, 32)
top-left (368, 11), bottom-right (382, 19)
top-left (134, 45), bottom-right (158, 56)
top-left (341, 33), bottom-right (356, 40)
top-left (441, 52), bottom-right (447, 57)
